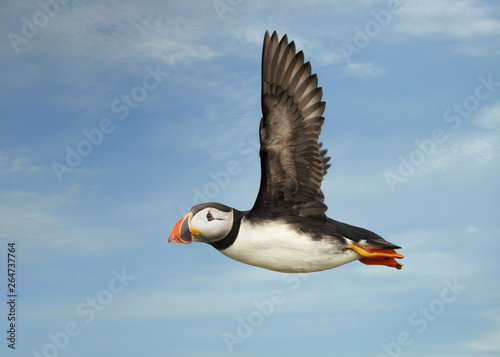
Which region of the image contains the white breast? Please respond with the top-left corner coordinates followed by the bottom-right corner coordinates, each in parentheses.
top-left (219, 217), bottom-right (360, 273)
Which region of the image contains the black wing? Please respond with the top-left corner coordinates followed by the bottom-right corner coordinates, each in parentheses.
top-left (250, 31), bottom-right (330, 220)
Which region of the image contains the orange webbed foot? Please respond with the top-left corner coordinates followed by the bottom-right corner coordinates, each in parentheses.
top-left (349, 243), bottom-right (403, 270)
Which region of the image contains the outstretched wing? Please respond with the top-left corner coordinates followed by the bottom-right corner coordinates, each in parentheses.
top-left (250, 31), bottom-right (330, 220)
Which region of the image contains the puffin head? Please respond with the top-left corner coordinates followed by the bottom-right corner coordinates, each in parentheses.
top-left (169, 203), bottom-right (234, 244)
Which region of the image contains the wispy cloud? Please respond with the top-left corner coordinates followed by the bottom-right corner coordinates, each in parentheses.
top-left (450, 39), bottom-right (500, 57)
top-left (391, 112), bottom-right (500, 182)
top-left (296, 36), bottom-right (346, 66)
top-left (47, 3), bottom-right (220, 66)
top-left (423, 102), bottom-right (500, 173)
top-left (340, 62), bottom-right (387, 77)
top-left (465, 308), bottom-right (500, 353)
top-left (473, 102), bottom-right (500, 131)
top-left (395, 0), bottom-right (500, 40)
top-left (423, 132), bottom-right (500, 173)
top-left (3, 1), bottom-right (221, 73)
top-left (0, 181), bottom-right (134, 255)
top-left (0, 149), bottom-right (43, 175)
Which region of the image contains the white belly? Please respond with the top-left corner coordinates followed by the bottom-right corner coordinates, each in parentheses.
top-left (219, 218), bottom-right (361, 273)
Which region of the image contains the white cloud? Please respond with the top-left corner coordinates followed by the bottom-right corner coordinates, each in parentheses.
top-left (396, 128), bottom-right (500, 182)
top-left (230, 24), bottom-right (269, 46)
top-left (26, 265), bottom-right (297, 319)
top-left (4, 1), bottom-right (220, 71)
top-left (399, 249), bottom-right (480, 278)
top-left (465, 308), bottom-right (500, 353)
top-left (450, 40), bottom-right (500, 57)
top-left (0, 183), bottom-right (135, 256)
top-left (427, 132), bottom-right (500, 170)
top-left (473, 102), bottom-right (500, 131)
top-left (340, 62), bottom-right (386, 77)
top-left (296, 37), bottom-right (346, 67)
top-left (0, 149), bottom-right (43, 175)
top-left (466, 225), bottom-right (480, 233)
top-left (46, 3), bottom-right (220, 66)
top-left (106, 289), bottom-right (253, 319)
top-left (395, 0), bottom-right (500, 40)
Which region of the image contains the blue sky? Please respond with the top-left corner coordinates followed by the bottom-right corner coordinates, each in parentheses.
top-left (1, 0), bottom-right (500, 356)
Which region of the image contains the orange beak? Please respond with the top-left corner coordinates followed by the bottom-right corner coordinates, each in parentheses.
top-left (168, 214), bottom-right (192, 244)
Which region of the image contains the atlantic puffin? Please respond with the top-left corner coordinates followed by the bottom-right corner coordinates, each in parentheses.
top-left (169, 31), bottom-right (403, 273)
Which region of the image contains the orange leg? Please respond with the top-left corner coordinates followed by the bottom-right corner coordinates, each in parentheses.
top-left (349, 243), bottom-right (403, 270)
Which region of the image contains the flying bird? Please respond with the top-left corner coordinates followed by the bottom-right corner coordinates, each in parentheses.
top-left (169, 31), bottom-right (403, 273)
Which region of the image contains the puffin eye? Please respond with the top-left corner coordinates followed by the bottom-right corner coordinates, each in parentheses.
top-left (206, 211), bottom-right (214, 221)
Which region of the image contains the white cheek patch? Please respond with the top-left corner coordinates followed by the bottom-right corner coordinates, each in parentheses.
top-left (191, 210), bottom-right (206, 229)
top-left (191, 208), bottom-right (233, 242)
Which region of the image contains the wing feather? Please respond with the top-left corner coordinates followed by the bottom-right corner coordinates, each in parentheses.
top-left (250, 31), bottom-right (331, 220)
